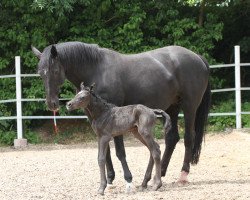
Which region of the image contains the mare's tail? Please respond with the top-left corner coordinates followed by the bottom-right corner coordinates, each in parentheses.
top-left (153, 109), bottom-right (172, 135)
top-left (191, 55), bottom-right (211, 164)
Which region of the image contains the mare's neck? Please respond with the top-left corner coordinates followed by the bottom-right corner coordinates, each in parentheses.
top-left (57, 42), bottom-right (104, 89)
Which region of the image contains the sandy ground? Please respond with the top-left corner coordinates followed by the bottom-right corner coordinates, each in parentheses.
top-left (0, 130), bottom-right (250, 200)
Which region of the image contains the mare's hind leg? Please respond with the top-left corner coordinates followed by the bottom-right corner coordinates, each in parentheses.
top-left (114, 136), bottom-right (133, 183)
top-left (161, 105), bottom-right (180, 177)
top-left (178, 103), bottom-right (197, 184)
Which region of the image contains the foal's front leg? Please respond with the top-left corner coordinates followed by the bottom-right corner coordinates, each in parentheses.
top-left (97, 135), bottom-right (111, 195)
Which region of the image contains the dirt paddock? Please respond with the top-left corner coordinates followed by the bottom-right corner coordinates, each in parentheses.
top-left (0, 130), bottom-right (249, 200)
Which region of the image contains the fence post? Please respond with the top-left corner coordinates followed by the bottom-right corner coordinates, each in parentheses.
top-left (234, 46), bottom-right (242, 129)
top-left (14, 56), bottom-right (27, 147)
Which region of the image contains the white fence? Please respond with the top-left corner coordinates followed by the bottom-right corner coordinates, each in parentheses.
top-left (0, 46), bottom-right (249, 142)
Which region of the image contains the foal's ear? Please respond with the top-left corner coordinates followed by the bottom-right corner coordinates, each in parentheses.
top-left (31, 46), bottom-right (42, 59)
top-left (80, 82), bottom-right (85, 91)
top-left (51, 45), bottom-right (58, 58)
top-left (90, 83), bottom-right (96, 92)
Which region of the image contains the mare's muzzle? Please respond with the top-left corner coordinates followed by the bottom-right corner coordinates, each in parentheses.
top-left (46, 97), bottom-right (59, 111)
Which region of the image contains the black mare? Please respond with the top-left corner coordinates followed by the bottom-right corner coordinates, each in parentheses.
top-left (32, 41), bottom-right (210, 187)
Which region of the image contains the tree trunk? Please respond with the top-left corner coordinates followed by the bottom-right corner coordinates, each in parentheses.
top-left (198, 0), bottom-right (206, 27)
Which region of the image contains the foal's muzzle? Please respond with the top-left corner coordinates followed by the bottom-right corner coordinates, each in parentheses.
top-left (66, 102), bottom-right (73, 111)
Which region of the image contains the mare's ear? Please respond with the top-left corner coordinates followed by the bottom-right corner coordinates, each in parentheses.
top-left (31, 46), bottom-right (42, 59)
top-left (90, 83), bottom-right (96, 92)
top-left (51, 45), bottom-right (58, 58)
top-left (80, 82), bottom-right (85, 91)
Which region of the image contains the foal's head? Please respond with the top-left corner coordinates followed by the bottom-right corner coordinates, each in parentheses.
top-left (66, 83), bottom-right (94, 111)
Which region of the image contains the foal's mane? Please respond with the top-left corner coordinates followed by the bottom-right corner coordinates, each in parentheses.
top-left (90, 91), bottom-right (115, 109)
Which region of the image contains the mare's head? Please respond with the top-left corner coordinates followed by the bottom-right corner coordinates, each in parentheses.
top-left (32, 45), bottom-right (65, 111)
top-left (66, 82), bottom-right (94, 111)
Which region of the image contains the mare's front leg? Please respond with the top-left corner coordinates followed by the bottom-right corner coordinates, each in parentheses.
top-left (114, 136), bottom-right (133, 184)
top-left (161, 105), bottom-right (180, 176)
top-left (97, 135), bottom-right (111, 195)
top-left (106, 144), bottom-right (115, 184)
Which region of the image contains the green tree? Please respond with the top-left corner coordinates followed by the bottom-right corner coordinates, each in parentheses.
top-left (1, 0), bottom-right (249, 144)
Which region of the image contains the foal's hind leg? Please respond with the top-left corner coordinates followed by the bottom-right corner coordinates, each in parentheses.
top-left (137, 126), bottom-right (162, 191)
top-left (145, 137), bottom-right (162, 190)
top-left (141, 155), bottom-right (154, 189)
top-left (133, 132), bottom-right (154, 189)
top-left (161, 105), bottom-right (180, 177)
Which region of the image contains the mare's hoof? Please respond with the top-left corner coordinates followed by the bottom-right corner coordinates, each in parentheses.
top-left (107, 176), bottom-right (115, 185)
top-left (107, 183), bottom-right (116, 189)
top-left (125, 182), bottom-right (134, 194)
top-left (161, 170), bottom-right (166, 177)
top-left (177, 171), bottom-right (189, 186)
top-left (177, 180), bottom-right (189, 186)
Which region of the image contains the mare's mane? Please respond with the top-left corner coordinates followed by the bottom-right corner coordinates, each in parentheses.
top-left (41, 42), bottom-right (104, 71)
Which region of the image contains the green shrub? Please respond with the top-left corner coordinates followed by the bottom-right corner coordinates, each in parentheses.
top-left (0, 131), bottom-right (16, 146)
top-left (208, 99), bottom-right (250, 131)
top-left (25, 131), bottom-right (42, 144)
top-left (153, 120), bottom-right (164, 139)
top-left (242, 102), bottom-right (250, 127)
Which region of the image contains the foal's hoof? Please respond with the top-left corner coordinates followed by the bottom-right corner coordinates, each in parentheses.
top-left (151, 181), bottom-right (162, 191)
top-left (97, 188), bottom-right (105, 195)
top-left (138, 185), bottom-right (147, 192)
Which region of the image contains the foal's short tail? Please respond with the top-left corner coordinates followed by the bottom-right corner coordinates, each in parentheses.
top-left (153, 109), bottom-right (172, 135)
top-left (192, 55), bottom-right (211, 165)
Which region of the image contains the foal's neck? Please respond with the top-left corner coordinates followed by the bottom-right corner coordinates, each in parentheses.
top-left (86, 93), bottom-right (114, 120)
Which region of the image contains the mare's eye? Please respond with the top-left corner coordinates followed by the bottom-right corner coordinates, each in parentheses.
top-left (38, 69), bottom-right (47, 77)
top-left (53, 68), bottom-right (59, 74)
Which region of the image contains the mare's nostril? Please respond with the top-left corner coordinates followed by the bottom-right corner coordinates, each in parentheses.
top-left (50, 100), bottom-right (58, 109)
top-left (67, 103), bottom-right (72, 107)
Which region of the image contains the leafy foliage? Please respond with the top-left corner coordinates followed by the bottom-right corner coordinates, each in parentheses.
top-left (0, 131), bottom-right (16, 146)
top-left (209, 98), bottom-right (250, 131)
top-left (0, 0), bottom-right (249, 144)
